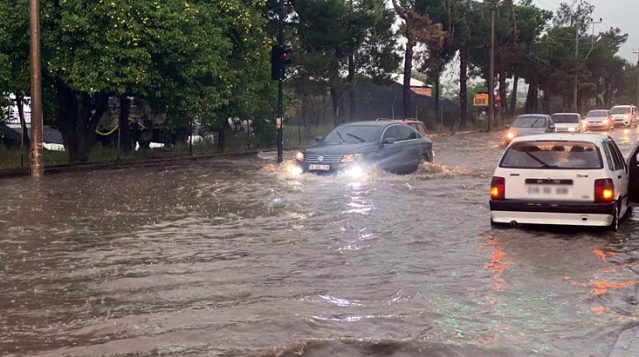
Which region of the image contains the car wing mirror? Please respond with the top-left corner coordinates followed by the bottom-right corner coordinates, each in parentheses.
top-left (315, 137), bottom-right (322, 143)
top-left (549, 124), bottom-right (556, 130)
top-left (506, 124), bottom-right (510, 129)
top-left (382, 137), bottom-right (396, 146)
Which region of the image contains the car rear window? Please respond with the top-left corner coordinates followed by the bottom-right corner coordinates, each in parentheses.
top-left (551, 114), bottom-right (579, 123)
top-left (587, 110), bottom-right (608, 118)
top-left (610, 107), bottom-right (631, 114)
top-left (500, 141), bottom-right (602, 169)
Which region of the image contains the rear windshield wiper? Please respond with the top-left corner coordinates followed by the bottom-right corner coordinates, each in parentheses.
top-left (524, 151), bottom-right (558, 169)
top-left (346, 133), bottom-right (366, 142)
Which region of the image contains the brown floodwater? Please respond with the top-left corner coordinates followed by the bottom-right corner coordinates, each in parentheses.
top-left (2, 129), bottom-right (639, 356)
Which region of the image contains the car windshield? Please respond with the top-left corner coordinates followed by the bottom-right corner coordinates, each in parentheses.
top-left (322, 125), bottom-right (382, 144)
top-left (512, 116), bottom-right (547, 128)
top-left (610, 107), bottom-right (631, 114)
top-left (551, 114), bottom-right (579, 124)
top-left (500, 141), bottom-right (602, 169)
top-left (587, 110), bottom-right (608, 118)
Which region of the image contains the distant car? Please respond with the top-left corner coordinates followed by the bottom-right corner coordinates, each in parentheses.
top-left (297, 121), bottom-right (433, 175)
top-left (504, 114), bottom-right (555, 146)
top-left (584, 110), bottom-right (614, 131)
top-left (490, 133), bottom-right (631, 231)
top-left (551, 113), bottom-right (582, 133)
top-left (610, 105), bottom-right (638, 127)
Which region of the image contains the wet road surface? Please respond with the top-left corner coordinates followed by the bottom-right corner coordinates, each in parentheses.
top-left (3, 129), bottom-right (639, 356)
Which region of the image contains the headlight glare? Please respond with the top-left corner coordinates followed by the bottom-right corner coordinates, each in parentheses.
top-left (341, 153), bottom-right (362, 162)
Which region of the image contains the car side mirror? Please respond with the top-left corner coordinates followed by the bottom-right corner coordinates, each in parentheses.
top-left (382, 137), bottom-right (396, 146)
top-left (315, 137), bottom-right (322, 143)
top-left (506, 124), bottom-right (510, 129)
top-left (549, 124), bottom-right (556, 131)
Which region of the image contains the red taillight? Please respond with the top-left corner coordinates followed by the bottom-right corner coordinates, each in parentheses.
top-left (490, 176), bottom-right (506, 200)
top-left (594, 178), bottom-right (614, 203)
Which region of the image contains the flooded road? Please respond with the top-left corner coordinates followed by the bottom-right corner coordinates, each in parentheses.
top-left (3, 129), bottom-right (639, 356)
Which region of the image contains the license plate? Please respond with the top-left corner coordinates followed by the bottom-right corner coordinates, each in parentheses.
top-left (527, 185), bottom-right (570, 196)
top-left (309, 164), bottom-right (330, 171)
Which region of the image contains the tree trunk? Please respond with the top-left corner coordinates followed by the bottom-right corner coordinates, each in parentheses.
top-left (15, 94), bottom-right (30, 149)
top-left (348, 52), bottom-right (356, 122)
top-left (542, 89), bottom-right (551, 114)
top-left (459, 48), bottom-right (468, 129)
top-left (525, 79), bottom-right (538, 114)
top-left (510, 73), bottom-right (519, 117)
top-left (119, 95), bottom-right (131, 152)
top-left (330, 86), bottom-right (341, 126)
top-left (498, 72), bottom-right (507, 118)
top-left (56, 81), bottom-right (109, 163)
top-left (402, 36), bottom-right (416, 119)
top-left (434, 74), bottom-right (441, 124)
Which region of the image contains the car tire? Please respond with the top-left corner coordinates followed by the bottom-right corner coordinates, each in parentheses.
top-left (610, 204), bottom-right (619, 232)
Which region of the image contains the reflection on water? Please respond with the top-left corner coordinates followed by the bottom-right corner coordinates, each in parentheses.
top-left (1, 130), bottom-right (639, 356)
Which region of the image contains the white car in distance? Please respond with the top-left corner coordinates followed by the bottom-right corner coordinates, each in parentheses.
top-left (490, 134), bottom-right (631, 231)
top-left (551, 113), bottom-right (582, 133)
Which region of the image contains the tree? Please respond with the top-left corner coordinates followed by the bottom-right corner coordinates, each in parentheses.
top-left (391, 0), bottom-right (445, 119)
top-left (293, 0), bottom-right (399, 124)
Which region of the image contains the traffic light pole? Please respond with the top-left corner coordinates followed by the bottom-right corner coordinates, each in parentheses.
top-left (276, 0), bottom-right (284, 164)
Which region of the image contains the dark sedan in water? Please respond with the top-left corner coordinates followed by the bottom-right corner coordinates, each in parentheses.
top-left (296, 121), bottom-right (433, 175)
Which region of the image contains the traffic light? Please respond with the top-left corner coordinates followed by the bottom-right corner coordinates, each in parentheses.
top-left (271, 45), bottom-right (292, 80)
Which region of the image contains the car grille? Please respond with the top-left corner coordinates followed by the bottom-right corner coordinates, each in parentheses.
top-left (305, 154), bottom-right (343, 163)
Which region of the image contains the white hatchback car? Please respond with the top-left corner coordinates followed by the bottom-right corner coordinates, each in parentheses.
top-left (490, 134), bottom-right (632, 231)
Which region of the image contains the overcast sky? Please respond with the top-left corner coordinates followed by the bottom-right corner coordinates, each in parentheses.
top-left (534, 0), bottom-right (637, 62)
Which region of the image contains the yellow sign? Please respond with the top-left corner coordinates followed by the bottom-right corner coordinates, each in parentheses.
top-left (473, 93), bottom-right (489, 107)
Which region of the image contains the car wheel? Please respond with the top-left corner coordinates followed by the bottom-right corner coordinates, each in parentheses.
top-left (610, 204), bottom-right (619, 232)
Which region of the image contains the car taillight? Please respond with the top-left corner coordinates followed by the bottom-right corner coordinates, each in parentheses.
top-left (490, 176), bottom-right (506, 200)
top-left (594, 178), bottom-right (614, 203)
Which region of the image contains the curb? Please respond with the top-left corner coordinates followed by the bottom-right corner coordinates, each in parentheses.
top-left (0, 149), bottom-right (283, 179)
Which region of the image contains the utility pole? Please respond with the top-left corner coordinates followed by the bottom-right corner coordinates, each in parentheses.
top-left (276, 0), bottom-right (284, 164)
top-left (488, 0), bottom-right (497, 132)
top-left (29, 0), bottom-right (43, 177)
top-left (574, 18), bottom-right (603, 111)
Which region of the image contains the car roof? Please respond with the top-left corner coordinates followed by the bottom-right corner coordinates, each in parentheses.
top-left (551, 113), bottom-right (579, 115)
top-left (340, 120), bottom-right (401, 128)
top-left (515, 114), bottom-right (550, 118)
top-left (611, 105), bottom-right (633, 108)
top-left (510, 133), bottom-right (606, 144)
top-left (588, 109), bottom-right (609, 112)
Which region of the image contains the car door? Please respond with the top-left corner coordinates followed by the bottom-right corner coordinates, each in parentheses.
top-left (377, 125), bottom-right (418, 171)
top-left (608, 139), bottom-right (629, 212)
top-left (395, 125), bottom-right (422, 167)
top-left (376, 125), bottom-right (402, 170)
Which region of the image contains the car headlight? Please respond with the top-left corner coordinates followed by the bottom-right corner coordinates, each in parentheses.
top-left (506, 132), bottom-right (515, 140)
top-left (602, 119), bottom-right (609, 124)
top-left (341, 153), bottom-right (363, 162)
top-left (568, 127), bottom-right (576, 132)
top-left (296, 152), bottom-right (304, 161)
